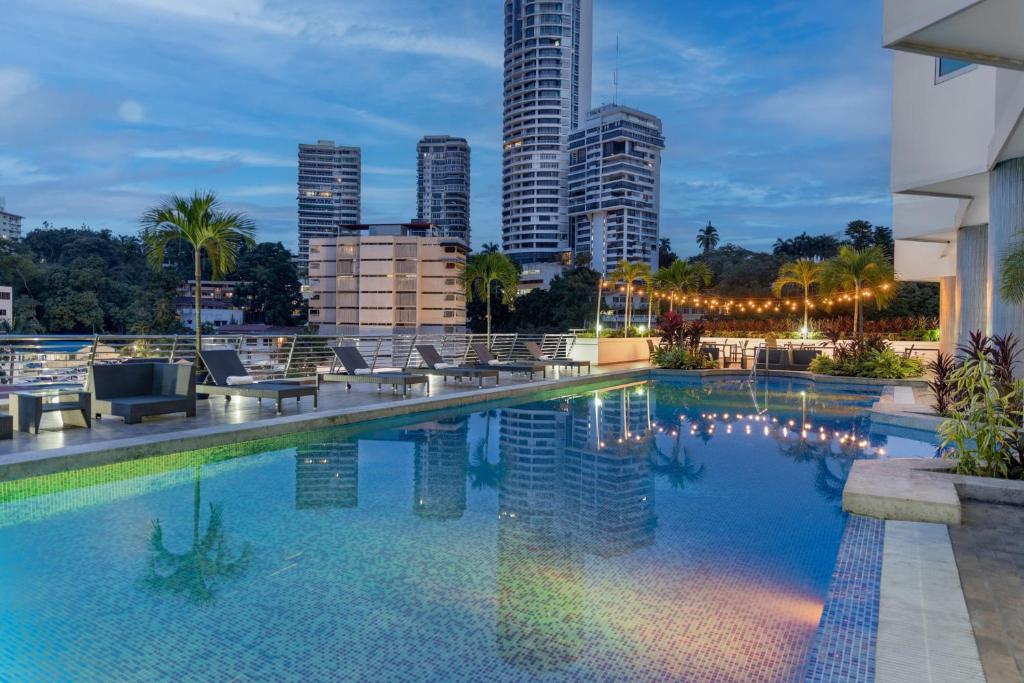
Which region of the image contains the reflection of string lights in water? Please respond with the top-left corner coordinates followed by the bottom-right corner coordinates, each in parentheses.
top-left (679, 411), bottom-right (885, 456)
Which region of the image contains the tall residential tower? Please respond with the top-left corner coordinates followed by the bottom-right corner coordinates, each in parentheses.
top-left (417, 136), bottom-right (471, 246)
top-left (501, 0), bottom-right (593, 267)
top-left (296, 140), bottom-right (361, 270)
top-left (568, 105), bottom-right (665, 274)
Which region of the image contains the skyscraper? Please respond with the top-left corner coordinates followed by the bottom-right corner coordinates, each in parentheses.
top-left (501, 0), bottom-right (593, 268)
top-left (568, 105), bottom-right (665, 274)
top-left (416, 136), bottom-right (471, 246)
top-left (296, 140), bottom-right (361, 270)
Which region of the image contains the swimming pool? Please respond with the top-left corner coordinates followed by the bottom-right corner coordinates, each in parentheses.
top-left (0, 377), bottom-right (937, 682)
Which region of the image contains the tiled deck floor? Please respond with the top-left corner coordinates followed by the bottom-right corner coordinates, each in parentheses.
top-left (0, 364), bottom-right (648, 475)
top-left (949, 502), bottom-right (1024, 683)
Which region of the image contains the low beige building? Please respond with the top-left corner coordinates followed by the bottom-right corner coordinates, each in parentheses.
top-left (307, 223), bottom-right (467, 336)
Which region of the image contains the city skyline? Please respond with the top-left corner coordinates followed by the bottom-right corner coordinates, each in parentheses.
top-left (0, 0), bottom-right (890, 256)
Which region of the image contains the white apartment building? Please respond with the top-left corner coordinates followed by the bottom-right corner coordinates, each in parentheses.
top-left (417, 136), bottom-right (471, 246)
top-left (885, 0), bottom-right (1024, 354)
top-left (568, 105), bottom-right (665, 275)
top-left (307, 223), bottom-right (468, 336)
top-left (174, 297), bottom-right (244, 331)
top-left (0, 286), bottom-right (13, 328)
top-left (297, 140), bottom-right (361, 270)
top-left (501, 0), bottom-right (593, 269)
top-left (0, 199), bottom-right (23, 240)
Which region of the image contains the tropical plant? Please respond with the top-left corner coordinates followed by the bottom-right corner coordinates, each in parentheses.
top-left (928, 352), bottom-right (958, 416)
top-left (808, 336), bottom-right (923, 379)
top-left (820, 245), bottom-right (894, 336)
top-left (653, 260), bottom-right (712, 311)
top-left (1000, 241), bottom-right (1024, 303)
top-left (772, 259), bottom-right (823, 335)
top-left (141, 191), bottom-right (256, 355)
top-left (696, 222), bottom-right (719, 255)
top-left (145, 464), bottom-right (251, 602)
top-left (481, 242), bottom-right (501, 254)
top-left (608, 259), bottom-right (651, 335)
top-left (463, 251), bottom-right (519, 342)
top-left (651, 346), bottom-right (715, 370)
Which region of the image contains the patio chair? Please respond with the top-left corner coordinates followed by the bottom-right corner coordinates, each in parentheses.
top-left (470, 343), bottom-right (546, 381)
top-left (786, 349), bottom-right (822, 371)
top-left (647, 339), bottom-right (659, 362)
top-left (318, 346), bottom-right (429, 396)
top-left (523, 341), bottom-right (591, 375)
top-left (754, 347), bottom-right (788, 370)
top-left (89, 362), bottom-right (196, 424)
top-left (198, 349), bottom-right (318, 415)
top-left (413, 345), bottom-right (499, 388)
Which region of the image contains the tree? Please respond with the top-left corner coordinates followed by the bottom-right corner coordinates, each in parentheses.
top-left (844, 220), bottom-right (875, 250)
top-left (505, 264), bottom-right (601, 333)
top-left (653, 260), bottom-right (712, 311)
top-left (609, 260), bottom-right (651, 335)
top-left (872, 225), bottom-right (894, 258)
top-left (232, 242), bottom-right (303, 326)
top-left (1000, 242), bottom-right (1024, 304)
top-left (696, 222), bottom-right (719, 256)
top-left (481, 242), bottom-right (500, 254)
top-left (821, 245), bottom-right (894, 336)
top-left (772, 259), bottom-right (824, 334)
top-left (463, 251), bottom-right (519, 342)
top-left (658, 237), bottom-right (678, 269)
top-left (773, 232), bottom-right (841, 260)
top-left (141, 191), bottom-right (256, 355)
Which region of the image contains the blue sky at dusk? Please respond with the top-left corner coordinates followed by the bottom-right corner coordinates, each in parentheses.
top-left (0, 0), bottom-right (890, 256)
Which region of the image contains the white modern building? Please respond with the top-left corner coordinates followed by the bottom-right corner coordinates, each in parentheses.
top-left (885, 0), bottom-right (1024, 354)
top-left (501, 0), bottom-right (593, 270)
top-left (307, 222), bottom-right (468, 336)
top-left (0, 199), bottom-right (23, 240)
top-left (174, 297), bottom-right (244, 331)
top-left (297, 140), bottom-right (361, 270)
top-left (417, 136), bottom-right (471, 246)
top-left (0, 286), bottom-right (12, 328)
top-left (568, 105), bottom-right (665, 275)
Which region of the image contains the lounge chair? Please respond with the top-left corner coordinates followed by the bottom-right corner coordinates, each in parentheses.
top-left (470, 343), bottom-right (546, 381)
top-left (523, 341), bottom-right (591, 375)
top-left (89, 362), bottom-right (196, 424)
top-left (198, 349), bottom-right (318, 414)
top-left (754, 347), bottom-right (788, 370)
top-left (318, 346), bottom-right (429, 396)
top-left (787, 349), bottom-right (822, 371)
top-left (414, 345), bottom-right (499, 388)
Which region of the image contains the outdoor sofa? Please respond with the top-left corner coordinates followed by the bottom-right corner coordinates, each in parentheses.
top-left (197, 349), bottom-right (318, 415)
top-left (414, 345), bottom-right (500, 388)
top-left (89, 362), bottom-right (196, 424)
top-left (470, 343), bottom-right (546, 381)
top-left (318, 346), bottom-right (429, 396)
top-left (523, 341), bottom-right (591, 375)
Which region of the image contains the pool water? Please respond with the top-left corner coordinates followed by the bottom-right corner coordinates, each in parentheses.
top-left (0, 378), bottom-right (937, 682)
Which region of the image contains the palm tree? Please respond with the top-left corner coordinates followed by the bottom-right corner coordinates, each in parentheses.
top-left (463, 251), bottom-right (519, 342)
top-left (772, 259), bottom-right (824, 335)
top-left (609, 260), bottom-right (651, 335)
top-left (481, 242), bottom-right (500, 254)
top-left (653, 260), bottom-right (712, 312)
top-left (821, 245), bottom-right (894, 337)
top-left (141, 191), bottom-right (256, 356)
top-left (1000, 242), bottom-right (1024, 303)
top-left (696, 222), bottom-right (719, 256)
top-left (145, 464), bottom-right (251, 602)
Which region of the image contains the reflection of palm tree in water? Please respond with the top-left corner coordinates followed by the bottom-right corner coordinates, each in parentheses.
top-left (650, 425), bottom-right (705, 490)
top-left (467, 411), bottom-right (505, 490)
top-left (146, 464), bottom-right (251, 602)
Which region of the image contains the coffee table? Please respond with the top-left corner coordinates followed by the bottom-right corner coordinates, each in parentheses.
top-left (10, 389), bottom-right (92, 434)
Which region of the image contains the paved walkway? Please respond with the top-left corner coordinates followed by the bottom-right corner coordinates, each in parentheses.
top-left (949, 501), bottom-right (1024, 683)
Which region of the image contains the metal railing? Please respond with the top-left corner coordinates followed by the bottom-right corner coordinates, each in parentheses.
top-left (0, 333), bottom-right (578, 390)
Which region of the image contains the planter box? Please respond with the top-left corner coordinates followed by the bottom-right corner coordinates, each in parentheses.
top-left (570, 337), bottom-right (655, 366)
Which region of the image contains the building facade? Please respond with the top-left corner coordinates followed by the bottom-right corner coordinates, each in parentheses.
top-left (417, 136), bottom-right (471, 245)
top-left (501, 0), bottom-right (593, 268)
top-left (307, 223), bottom-right (468, 336)
top-left (297, 140), bottom-right (361, 270)
top-left (174, 297), bottom-right (244, 331)
top-left (884, 0), bottom-right (1024, 354)
top-left (0, 199), bottom-right (23, 240)
top-left (568, 105), bottom-right (665, 275)
top-left (0, 286), bottom-right (12, 328)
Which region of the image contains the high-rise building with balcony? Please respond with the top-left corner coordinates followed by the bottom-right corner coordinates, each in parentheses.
top-left (0, 198), bottom-right (23, 240)
top-left (297, 140), bottom-right (361, 270)
top-left (883, 0), bottom-right (1024, 354)
top-left (568, 105), bottom-right (665, 274)
top-left (501, 0), bottom-right (593, 269)
top-left (416, 136), bottom-right (471, 245)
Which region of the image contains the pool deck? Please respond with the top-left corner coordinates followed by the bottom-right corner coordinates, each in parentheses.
top-left (0, 363), bottom-right (651, 482)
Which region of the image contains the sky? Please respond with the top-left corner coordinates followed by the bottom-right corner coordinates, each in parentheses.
top-left (0, 0), bottom-right (892, 257)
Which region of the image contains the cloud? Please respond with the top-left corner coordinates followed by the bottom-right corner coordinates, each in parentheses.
top-left (0, 67), bottom-right (37, 108)
top-left (0, 156), bottom-right (59, 184)
top-left (109, 0), bottom-right (304, 35)
top-left (118, 99), bottom-right (145, 123)
top-left (754, 77), bottom-right (890, 140)
top-left (227, 184), bottom-right (296, 197)
top-left (364, 165), bottom-right (413, 176)
top-left (135, 147), bottom-right (294, 167)
top-left (333, 26), bottom-right (501, 69)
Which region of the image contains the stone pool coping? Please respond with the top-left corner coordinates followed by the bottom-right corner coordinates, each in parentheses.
top-left (0, 366), bottom-right (649, 482)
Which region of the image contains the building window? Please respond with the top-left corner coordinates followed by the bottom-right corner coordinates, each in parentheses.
top-left (936, 57), bottom-right (975, 82)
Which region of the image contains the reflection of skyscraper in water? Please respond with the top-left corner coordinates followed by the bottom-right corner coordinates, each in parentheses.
top-left (563, 388), bottom-right (656, 557)
top-left (294, 440), bottom-right (359, 510)
top-left (496, 404), bottom-right (583, 674)
top-left (405, 417), bottom-right (470, 520)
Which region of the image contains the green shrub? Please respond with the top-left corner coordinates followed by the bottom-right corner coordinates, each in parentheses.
top-left (651, 346), bottom-right (715, 370)
top-left (808, 344), bottom-right (923, 379)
